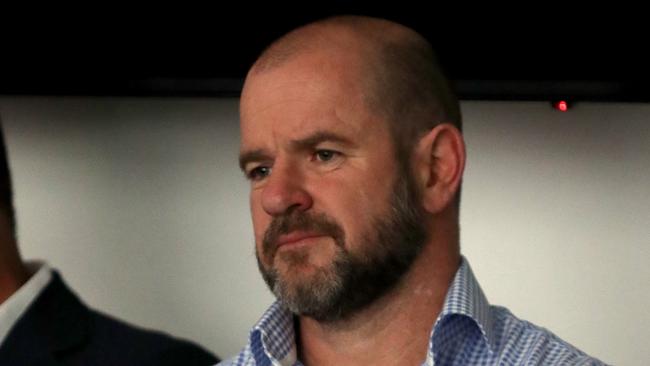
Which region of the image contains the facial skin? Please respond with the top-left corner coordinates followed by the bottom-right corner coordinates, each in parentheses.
top-left (240, 49), bottom-right (427, 321)
top-left (238, 17), bottom-right (466, 366)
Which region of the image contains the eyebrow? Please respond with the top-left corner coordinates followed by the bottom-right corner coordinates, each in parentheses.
top-left (289, 131), bottom-right (356, 151)
top-left (239, 130), bottom-right (356, 171)
top-left (239, 149), bottom-right (272, 172)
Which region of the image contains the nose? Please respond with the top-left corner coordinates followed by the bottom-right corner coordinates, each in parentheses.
top-left (261, 164), bottom-right (313, 216)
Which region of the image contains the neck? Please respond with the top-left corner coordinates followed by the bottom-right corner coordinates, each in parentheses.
top-left (0, 241), bottom-right (29, 305)
top-left (298, 228), bottom-right (460, 366)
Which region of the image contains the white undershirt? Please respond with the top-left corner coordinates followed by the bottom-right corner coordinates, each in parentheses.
top-left (0, 262), bottom-right (52, 346)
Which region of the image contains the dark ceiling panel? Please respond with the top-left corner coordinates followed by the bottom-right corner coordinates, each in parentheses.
top-left (2, 5), bottom-right (648, 101)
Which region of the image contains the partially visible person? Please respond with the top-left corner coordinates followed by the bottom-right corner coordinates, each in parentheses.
top-left (0, 120), bottom-right (219, 365)
top-left (223, 15), bottom-right (606, 365)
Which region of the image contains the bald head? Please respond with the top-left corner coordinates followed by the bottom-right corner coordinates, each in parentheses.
top-left (247, 15), bottom-right (461, 162)
top-left (240, 16), bottom-right (465, 322)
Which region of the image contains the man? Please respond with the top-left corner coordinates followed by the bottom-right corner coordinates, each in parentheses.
top-left (0, 123), bottom-right (218, 365)
top-left (225, 15), bottom-right (605, 365)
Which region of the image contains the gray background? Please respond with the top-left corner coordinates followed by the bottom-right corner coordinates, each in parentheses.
top-left (1, 97), bottom-right (647, 365)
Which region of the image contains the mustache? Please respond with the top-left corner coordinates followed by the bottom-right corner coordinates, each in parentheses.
top-left (262, 211), bottom-right (345, 259)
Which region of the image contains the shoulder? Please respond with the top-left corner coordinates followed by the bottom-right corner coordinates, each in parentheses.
top-left (85, 309), bottom-right (219, 365)
top-left (490, 306), bottom-right (607, 365)
top-left (6, 270), bottom-right (219, 365)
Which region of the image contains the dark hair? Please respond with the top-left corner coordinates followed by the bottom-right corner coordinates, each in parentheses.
top-left (364, 26), bottom-right (461, 164)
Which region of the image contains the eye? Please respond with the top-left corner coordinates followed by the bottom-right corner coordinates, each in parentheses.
top-left (314, 149), bottom-right (340, 162)
top-left (246, 166), bottom-right (271, 181)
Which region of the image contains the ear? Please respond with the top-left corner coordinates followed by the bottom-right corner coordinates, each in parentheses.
top-left (412, 123), bottom-right (466, 214)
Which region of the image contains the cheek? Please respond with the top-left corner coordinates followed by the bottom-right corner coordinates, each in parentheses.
top-left (364, 174), bottom-right (396, 215)
top-left (250, 193), bottom-right (269, 243)
top-left (321, 181), bottom-right (389, 247)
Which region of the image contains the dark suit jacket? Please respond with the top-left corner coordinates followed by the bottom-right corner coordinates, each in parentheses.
top-left (0, 271), bottom-right (219, 366)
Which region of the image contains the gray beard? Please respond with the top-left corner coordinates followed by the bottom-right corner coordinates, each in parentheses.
top-left (257, 169), bottom-right (427, 322)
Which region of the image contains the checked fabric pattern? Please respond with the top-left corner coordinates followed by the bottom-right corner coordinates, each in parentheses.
top-left (220, 258), bottom-right (607, 365)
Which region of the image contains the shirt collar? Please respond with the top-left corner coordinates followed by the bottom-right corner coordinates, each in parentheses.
top-left (249, 257), bottom-right (495, 365)
top-left (250, 301), bottom-right (297, 366)
top-left (0, 261), bottom-right (53, 346)
top-left (432, 257), bottom-right (497, 354)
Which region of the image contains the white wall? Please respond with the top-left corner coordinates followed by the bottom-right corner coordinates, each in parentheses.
top-left (0, 97), bottom-right (647, 365)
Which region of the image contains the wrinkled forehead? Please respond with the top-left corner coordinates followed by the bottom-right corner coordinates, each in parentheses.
top-left (239, 51), bottom-right (376, 139)
top-left (242, 50), bottom-right (368, 107)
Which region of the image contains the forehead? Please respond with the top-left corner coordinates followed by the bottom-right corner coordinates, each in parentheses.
top-left (239, 52), bottom-right (385, 146)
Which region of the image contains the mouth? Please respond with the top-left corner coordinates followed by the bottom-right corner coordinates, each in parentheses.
top-left (276, 231), bottom-right (328, 249)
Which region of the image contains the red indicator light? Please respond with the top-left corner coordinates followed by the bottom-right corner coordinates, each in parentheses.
top-left (552, 100), bottom-right (570, 112)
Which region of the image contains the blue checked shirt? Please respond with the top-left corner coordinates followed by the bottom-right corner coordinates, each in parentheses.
top-left (220, 258), bottom-right (606, 365)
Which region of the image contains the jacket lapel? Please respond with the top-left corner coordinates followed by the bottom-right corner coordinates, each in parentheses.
top-left (0, 271), bottom-right (90, 365)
